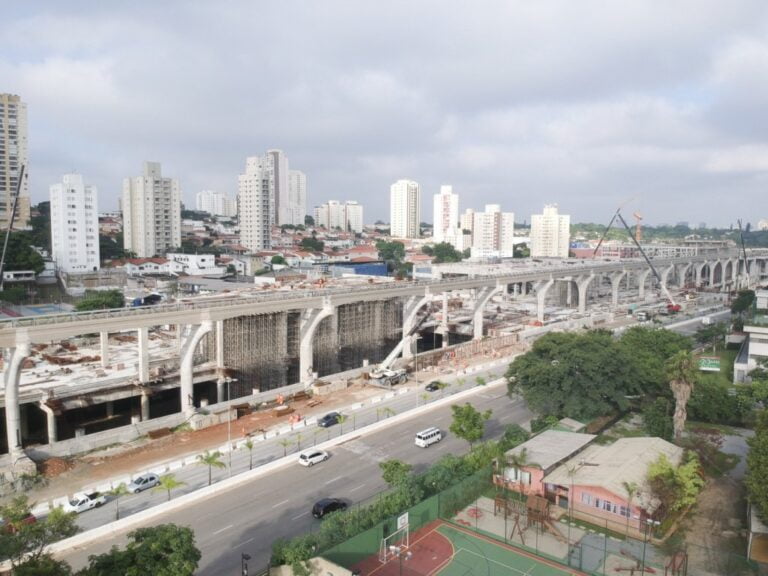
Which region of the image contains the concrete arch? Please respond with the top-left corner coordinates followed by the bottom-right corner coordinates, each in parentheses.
top-left (401, 293), bottom-right (433, 358)
top-left (180, 321), bottom-right (214, 413)
top-left (299, 300), bottom-right (335, 384)
top-left (637, 269), bottom-right (652, 300)
top-left (576, 274), bottom-right (595, 314)
top-left (4, 343), bottom-right (30, 459)
top-left (677, 263), bottom-right (692, 288)
top-left (535, 278), bottom-right (555, 322)
top-left (473, 284), bottom-right (505, 339)
top-left (610, 271), bottom-right (627, 308)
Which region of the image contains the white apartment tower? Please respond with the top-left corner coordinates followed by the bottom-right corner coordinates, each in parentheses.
top-left (238, 156), bottom-right (273, 251)
top-left (50, 174), bottom-right (100, 273)
top-left (196, 190), bottom-right (236, 217)
top-left (314, 200), bottom-right (364, 233)
top-left (266, 150), bottom-right (306, 226)
top-left (471, 204), bottom-right (515, 258)
top-left (0, 94), bottom-right (30, 229)
top-left (390, 179), bottom-right (421, 238)
top-left (288, 170), bottom-right (307, 226)
top-left (530, 204), bottom-right (570, 258)
top-left (122, 162), bottom-right (181, 258)
top-left (432, 185), bottom-right (459, 243)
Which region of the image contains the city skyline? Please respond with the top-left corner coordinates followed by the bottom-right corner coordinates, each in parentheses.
top-left (3, 2), bottom-right (768, 226)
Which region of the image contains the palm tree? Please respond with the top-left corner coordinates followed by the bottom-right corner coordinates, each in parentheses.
top-left (665, 350), bottom-right (697, 441)
top-left (109, 482), bottom-right (129, 520)
top-left (242, 438), bottom-right (255, 470)
top-left (277, 438), bottom-right (294, 457)
top-left (337, 414), bottom-right (348, 434)
top-left (197, 450), bottom-right (226, 486)
top-left (153, 474), bottom-right (186, 502)
top-left (420, 393), bottom-right (430, 406)
top-left (295, 432), bottom-right (303, 451)
top-left (622, 481), bottom-right (639, 536)
top-left (506, 447), bottom-right (530, 497)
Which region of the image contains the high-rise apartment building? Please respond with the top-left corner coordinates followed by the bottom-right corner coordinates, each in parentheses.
top-left (314, 200), bottom-right (364, 233)
top-left (196, 190), bottom-right (236, 217)
top-left (390, 179), bottom-right (420, 238)
top-left (530, 204), bottom-right (570, 258)
top-left (432, 185), bottom-right (459, 243)
top-left (0, 94), bottom-right (30, 229)
top-left (265, 150), bottom-right (306, 226)
top-left (288, 170), bottom-right (307, 226)
top-left (122, 162), bottom-right (181, 258)
top-left (50, 174), bottom-right (100, 273)
top-left (238, 156), bottom-right (273, 251)
top-left (471, 204), bottom-right (515, 258)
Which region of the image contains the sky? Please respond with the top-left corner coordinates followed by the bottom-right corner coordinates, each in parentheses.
top-left (2, 1), bottom-right (768, 227)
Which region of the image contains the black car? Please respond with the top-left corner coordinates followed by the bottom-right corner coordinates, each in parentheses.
top-left (425, 381), bottom-right (441, 392)
top-left (312, 498), bottom-right (347, 519)
top-left (317, 412), bottom-right (341, 428)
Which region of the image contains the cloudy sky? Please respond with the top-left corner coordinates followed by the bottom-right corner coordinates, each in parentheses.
top-left (3, 1), bottom-right (768, 227)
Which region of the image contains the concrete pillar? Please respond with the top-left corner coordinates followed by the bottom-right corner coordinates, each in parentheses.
top-left (180, 321), bottom-right (214, 413)
top-left (299, 299), bottom-right (334, 384)
top-left (441, 293), bottom-right (449, 348)
top-left (39, 401), bottom-right (57, 444)
top-left (4, 343), bottom-right (30, 457)
top-left (138, 327), bottom-right (149, 383)
top-left (577, 274), bottom-right (595, 314)
top-left (661, 265), bottom-right (674, 293)
top-left (106, 401), bottom-right (114, 418)
top-left (215, 320), bottom-right (225, 369)
top-left (566, 280), bottom-right (573, 307)
top-left (536, 278), bottom-right (555, 322)
top-left (610, 271), bottom-right (626, 308)
top-left (638, 269), bottom-right (652, 300)
top-left (473, 285), bottom-right (503, 340)
top-left (100, 332), bottom-right (109, 368)
top-left (141, 392), bottom-right (150, 421)
top-left (402, 294), bottom-right (431, 359)
top-left (521, 282), bottom-right (528, 296)
top-left (217, 379), bottom-right (226, 403)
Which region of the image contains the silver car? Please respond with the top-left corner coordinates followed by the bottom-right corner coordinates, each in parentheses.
top-left (127, 473), bottom-right (160, 493)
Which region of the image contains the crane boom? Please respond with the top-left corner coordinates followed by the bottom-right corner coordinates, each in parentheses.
top-left (737, 219), bottom-right (750, 287)
top-left (0, 164), bottom-right (25, 292)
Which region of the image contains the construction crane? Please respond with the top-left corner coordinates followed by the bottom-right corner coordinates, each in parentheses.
top-left (0, 164), bottom-right (26, 292)
top-left (737, 219), bottom-right (750, 288)
top-left (632, 212), bottom-right (643, 242)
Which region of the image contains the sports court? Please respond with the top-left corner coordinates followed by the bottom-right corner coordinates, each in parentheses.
top-left (352, 520), bottom-right (587, 576)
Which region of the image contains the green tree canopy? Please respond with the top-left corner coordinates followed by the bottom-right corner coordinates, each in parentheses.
top-left (376, 240), bottom-right (405, 273)
top-left (379, 459), bottom-right (413, 487)
top-left (747, 410), bottom-right (768, 520)
top-left (693, 322), bottom-right (728, 351)
top-left (616, 326), bottom-right (691, 398)
top-left (299, 237), bottom-right (324, 252)
top-left (450, 403), bottom-right (492, 448)
top-left (0, 232), bottom-right (45, 274)
top-left (75, 290), bottom-right (124, 311)
top-left (731, 290), bottom-right (755, 314)
top-left (271, 255), bottom-right (287, 265)
top-left (304, 215), bottom-right (315, 227)
top-left (430, 242), bottom-right (463, 263)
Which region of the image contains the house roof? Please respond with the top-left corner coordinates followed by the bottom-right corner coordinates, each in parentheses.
top-left (506, 430), bottom-right (596, 472)
top-left (544, 437), bottom-right (684, 512)
top-left (350, 256), bottom-right (379, 263)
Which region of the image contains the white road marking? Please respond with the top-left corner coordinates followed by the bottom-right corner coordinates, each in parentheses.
top-left (271, 499), bottom-right (289, 509)
top-left (292, 511), bottom-right (310, 520)
top-left (325, 475), bottom-right (343, 485)
top-left (212, 524), bottom-right (233, 536)
top-left (234, 537), bottom-right (255, 548)
top-left (350, 483), bottom-right (366, 492)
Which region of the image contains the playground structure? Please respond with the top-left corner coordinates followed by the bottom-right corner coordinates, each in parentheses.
top-left (493, 493), bottom-right (568, 546)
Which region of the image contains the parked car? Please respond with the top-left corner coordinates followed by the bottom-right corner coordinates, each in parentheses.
top-left (317, 412), bottom-right (341, 428)
top-left (127, 473), bottom-right (160, 493)
top-left (312, 498), bottom-right (347, 519)
top-left (425, 381), bottom-right (441, 392)
top-left (63, 491), bottom-right (106, 514)
top-left (0, 513), bottom-right (36, 533)
top-left (298, 449), bottom-right (329, 467)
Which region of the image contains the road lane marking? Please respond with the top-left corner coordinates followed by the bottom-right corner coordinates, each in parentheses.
top-left (325, 475), bottom-right (343, 485)
top-left (292, 511), bottom-right (310, 520)
top-left (234, 537), bottom-right (255, 548)
top-left (350, 483), bottom-right (366, 492)
top-left (212, 524), bottom-right (233, 535)
top-left (272, 499), bottom-right (289, 508)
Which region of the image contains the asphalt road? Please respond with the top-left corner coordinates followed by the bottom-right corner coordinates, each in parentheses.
top-left (57, 370), bottom-right (532, 574)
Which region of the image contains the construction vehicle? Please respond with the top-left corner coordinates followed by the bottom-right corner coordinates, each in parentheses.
top-left (368, 368), bottom-right (408, 387)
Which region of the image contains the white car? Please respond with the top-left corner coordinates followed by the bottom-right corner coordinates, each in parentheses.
top-left (298, 449), bottom-right (329, 467)
top-left (127, 473), bottom-right (160, 493)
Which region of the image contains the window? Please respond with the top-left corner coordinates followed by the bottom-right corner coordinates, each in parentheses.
top-left (581, 493), bottom-right (593, 505)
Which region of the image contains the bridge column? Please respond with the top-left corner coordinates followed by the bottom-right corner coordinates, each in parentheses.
top-left (535, 278), bottom-right (555, 322)
top-left (180, 321), bottom-right (214, 413)
top-left (215, 320), bottom-right (225, 370)
top-left (695, 262), bottom-right (707, 289)
top-left (661, 265), bottom-right (674, 293)
top-left (4, 344), bottom-right (32, 466)
top-left (637, 269), bottom-right (652, 300)
top-left (565, 280), bottom-right (574, 307)
top-left (141, 391), bottom-right (150, 420)
top-left (299, 298), bottom-right (335, 385)
top-left (402, 293), bottom-right (431, 359)
top-left (39, 400), bottom-right (57, 444)
top-left (100, 332), bottom-right (109, 368)
top-left (677, 263), bottom-right (691, 289)
top-left (138, 327), bottom-right (149, 383)
top-left (610, 271), bottom-right (626, 308)
top-left (473, 284), bottom-right (503, 340)
top-left (576, 274), bottom-right (595, 314)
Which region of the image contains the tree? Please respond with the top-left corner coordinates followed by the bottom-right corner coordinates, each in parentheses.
top-left (81, 524), bottom-right (201, 576)
top-left (196, 450), bottom-right (226, 486)
top-left (665, 351), bottom-right (697, 441)
top-left (299, 237), bottom-right (324, 252)
top-left (431, 242), bottom-right (463, 263)
top-left (99, 235), bottom-right (127, 261)
top-left (0, 497), bottom-right (78, 568)
top-left (375, 240), bottom-right (405, 273)
top-left (450, 403), bottom-right (492, 449)
top-left (642, 397), bottom-right (674, 440)
top-left (694, 323), bottom-right (728, 352)
top-left (622, 481), bottom-right (639, 535)
top-left (153, 474), bottom-right (185, 502)
top-left (731, 290), bottom-right (755, 314)
top-left (271, 255), bottom-right (287, 265)
top-left (337, 414), bottom-right (348, 434)
top-left (15, 554), bottom-right (72, 576)
top-left (109, 483), bottom-right (130, 521)
top-left (0, 232), bottom-right (45, 274)
top-left (75, 290), bottom-right (124, 311)
top-left (747, 410), bottom-right (768, 520)
top-left (304, 215), bottom-right (315, 227)
top-left (506, 447), bottom-right (530, 495)
top-left (499, 424), bottom-right (530, 451)
top-left (647, 452), bottom-right (703, 514)
top-left (242, 438), bottom-right (255, 470)
top-left (421, 245), bottom-right (434, 256)
top-left (277, 438), bottom-right (294, 457)
top-left (379, 459), bottom-right (413, 487)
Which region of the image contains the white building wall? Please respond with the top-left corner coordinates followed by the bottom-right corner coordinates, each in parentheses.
top-left (196, 190), bottom-right (237, 217)
top-left (433, 185), bottom-right (459, 244)
top-left (470, 204), bottom-right (514, 258)
top-left (530, 204), bottom-right (570, 258)
top-left (288, 169), bottom-right (306, 226)
top-left (122, 162), bottom-right (181, 258)
top-left (238, 156), bottom-right (273, 251)
top-left (50, 174), bottom-right (100, 273)
top-left (390, 179), bottom-right (420, 238)
top-left (0, 93), bottom-right (30, 228)
top-left (345, 201), bottom-right (364, 233)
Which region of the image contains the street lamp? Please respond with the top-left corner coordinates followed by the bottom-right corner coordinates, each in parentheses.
top-left (224, 377), bottom-right (238, 477)
top-left (640, 518), bottom-right (661, 573)
top-left (241, 553), bottom-right (251, 576)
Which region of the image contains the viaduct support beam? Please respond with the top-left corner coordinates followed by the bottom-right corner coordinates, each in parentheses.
top-left (610, 271), bottom-right (627, 308)
top-left (100, 332), bottom-right (109, 368)
top-left (138, 327), bottom-right (149, 383)
top-left (299, 298), bottom-right (335, 385)
top-left (677, 263), bottom-right (692, 289)
top-left (39, 400), bottom-right (57, 444)
top-left (4, 343), bottom-right (30, 459)
top-left (576, 274), bottom-right (595, 314)
top-left (141, 392), bottom-right (150, 421)
top-left (180, 321), bottom-right (213, 413)
top-left (661, 265), bottom-right (674, 292)
top-left (637, 269), bottom-right (652, 300)
top-left (536, 278), bottom-right (555, 323)
top-left (215, 320), bottom-right (225, 370)
top-left (473, 284), bottom-right (504, 340)
top-left (402, 293), bottom-right (432, 359)
top-left (695, 262), bottom-right (707, 289)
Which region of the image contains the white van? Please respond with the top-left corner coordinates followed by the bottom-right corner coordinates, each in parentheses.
top-left (415, 427), bottom-right (442, 448)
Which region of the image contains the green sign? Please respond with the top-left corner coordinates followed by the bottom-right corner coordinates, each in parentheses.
top-left (698, 357), bottom-right (721, 372)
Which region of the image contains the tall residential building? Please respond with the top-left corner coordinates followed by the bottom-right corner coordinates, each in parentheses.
top-left (50, 174), bottom-right (100, 273)
top-left (268, 149), bottom-right (289, 225)
top-left (196, 190), bottom-right (236, 217)
top-left (0, 94), bottom-right (30, 229)
top-left (122, 162), bottom-right (181, 258)
top-left (238, 156), bottom-right (273, 251)
top-left (530, 204), bottom-right (570, 258)
top-left (460, 209), bottom-right (475, 236)
top-left (288, 170), bottom-right (307, 226)
top-left (390, 179), bottom-right (421, 238)
top-left (314, 200), bottom-right (364, 233)
top-left (432, 185), bottom-right (459, 243)
top-left (471, 204), bottom-right (515, 258)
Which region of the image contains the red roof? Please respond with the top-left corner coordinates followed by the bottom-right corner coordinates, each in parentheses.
top-left (350, 256), bottom-right (378, 263)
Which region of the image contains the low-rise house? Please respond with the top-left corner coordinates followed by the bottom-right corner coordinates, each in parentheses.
top-left (735, 290), bottom-right (768, 382)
